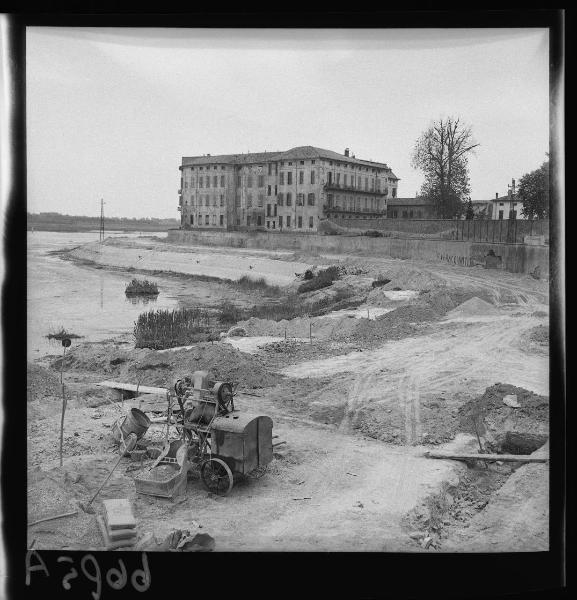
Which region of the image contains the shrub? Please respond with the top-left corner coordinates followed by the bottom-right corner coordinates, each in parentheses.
top-left (125, 278), bottom-right (159, 296)
top-left (218, 300), bottom-right (244, 324)
top-left (234, 275), bottom-right (281, 296)
top-left (371, 276), bottom-right (391, 288)
top-left (297, 266), bottom-right (341, 294)
top-left (303, 269), bottom-right (314, 280)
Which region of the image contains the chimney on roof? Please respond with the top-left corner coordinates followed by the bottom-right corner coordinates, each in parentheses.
top-left (207, 153), bottom-right (211, 157)
top-left (495, 193), bottom-right (499, 200)
top-left (344, 148), bottom-right (350, 157)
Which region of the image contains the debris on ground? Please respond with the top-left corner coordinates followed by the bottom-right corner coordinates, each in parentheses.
top-left (503, 394), bottom-right (520, 408)
top-left (159, 529), bottom-right (215, 552)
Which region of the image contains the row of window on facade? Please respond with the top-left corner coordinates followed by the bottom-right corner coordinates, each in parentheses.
top-left (389, 209), bottom-right (423, 219)
top-left (184, 191), bottom-right (317, 208)
top-left (327, 195), bottom-right (385, 212)
top-left (188, 213), bottom-right (315, 229)
top-left (246, 215), bottom-right (314, 229)
top-left (182, 170), bottom-right (394, 191)
top-left (185, 159), bottom-right (390, 175)
top-left (184, 194), bottom-right (226, 207)
top-left (189, 214), bottom-right (225, 226)
top-left (241, 192), bottom-right (316, 208)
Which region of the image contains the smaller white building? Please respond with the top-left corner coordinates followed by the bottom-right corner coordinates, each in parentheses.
top-left (488, 179), bottom-right (528, 220)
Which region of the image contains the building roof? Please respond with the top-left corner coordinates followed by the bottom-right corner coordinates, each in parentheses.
top-left (472, 194), bottom-right (520, 204)
top-left (387, 197), bottom-right (433, 207)
top-left (181, 151), bottom-right (282, 166)
top-left (182, 145), bottom-right (399, 178)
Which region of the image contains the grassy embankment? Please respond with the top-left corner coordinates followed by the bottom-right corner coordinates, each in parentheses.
top-left (134, 268), bottom-right (362, 349)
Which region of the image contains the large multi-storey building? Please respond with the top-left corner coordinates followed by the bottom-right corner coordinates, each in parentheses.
top-left (178, 146), bottom-right (399, 232)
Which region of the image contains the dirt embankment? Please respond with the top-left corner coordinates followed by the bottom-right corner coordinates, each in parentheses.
top-left (445, 458), bottom-right (549, 552)
top-left (404, 437), bottom-right (549, 553)
top-left (402, 380), bottom-right (549, 551)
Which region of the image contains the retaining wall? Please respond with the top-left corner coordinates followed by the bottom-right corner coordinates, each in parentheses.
top-left (166, 229), bottom-right (549, 276)
top-left (328, 217), bottom-right (550, 242)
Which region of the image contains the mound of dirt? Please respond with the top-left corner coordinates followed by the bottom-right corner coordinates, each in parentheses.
top-left (238, 315), bottom-right (359, 341)
top-left (50, 344), bottom-right (142, 374)
top-left (354, 403), bottom-right (406, 444)
top-left (458, 383), bottom-right (549, 453)
top-left (341, 305), bottom-right (436, 346)
top-left (446, 296), bottom-right (500, 319)
top-left (28, 363), bottom-right (62, 400)
top-left (117, 342), bottom-right (280, 389)
top-left (46, 340), bottom-right (280, 390)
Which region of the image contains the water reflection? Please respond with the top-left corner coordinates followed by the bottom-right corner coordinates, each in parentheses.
top-left (125, 295), bottom-right (159, 306)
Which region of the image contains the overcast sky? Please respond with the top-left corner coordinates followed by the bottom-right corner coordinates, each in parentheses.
top-left (26, 27), bottom-right (549, 219)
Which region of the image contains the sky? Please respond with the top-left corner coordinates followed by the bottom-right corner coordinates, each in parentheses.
top-left (26, 27), bottom-right (549, 219)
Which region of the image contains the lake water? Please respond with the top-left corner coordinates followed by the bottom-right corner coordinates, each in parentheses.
top-left (27, 231), bottom-right (210, 359)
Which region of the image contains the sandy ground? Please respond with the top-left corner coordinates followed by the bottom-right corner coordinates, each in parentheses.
top-left (68, 237), bottom-right (318, 286)
top-left (28, 241), bottom-right (550, 552)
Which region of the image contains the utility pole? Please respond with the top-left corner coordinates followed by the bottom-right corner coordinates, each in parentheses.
top-left (99, 198), bottom-right (105, 242)
top-left (507, 178), bottom-right (517, 220)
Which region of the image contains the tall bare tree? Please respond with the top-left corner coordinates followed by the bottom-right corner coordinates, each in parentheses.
top-left (411, 117), bottom-right (479, 218)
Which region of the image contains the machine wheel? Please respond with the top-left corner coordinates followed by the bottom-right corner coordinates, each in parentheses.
top-left (201, 458), bottom-right (234, 496)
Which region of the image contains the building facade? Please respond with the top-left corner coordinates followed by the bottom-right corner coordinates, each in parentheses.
top-left (486, 179), bottom-right (528, 220)
top-left (178, 146), bottom-right (399, 232)
top-left (386, 197), bottom-right (436, 219)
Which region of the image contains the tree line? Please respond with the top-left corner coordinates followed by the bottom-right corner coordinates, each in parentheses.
top-left (27, 212), bottom-right (179, 231)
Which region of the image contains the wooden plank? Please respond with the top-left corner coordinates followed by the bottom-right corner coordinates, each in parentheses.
top-left (102, 499), bottom-right (136, 530)
top-left (98, 380), bottom-right (167, 395)
top-left (28, 510), bottom-right (78, 527)
top-left (107, 527), bottom-right (138, 542)
top-left (424, 451), bottom-right (548, 463)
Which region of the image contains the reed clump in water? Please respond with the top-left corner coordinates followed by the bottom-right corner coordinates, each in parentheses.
top-left (46, 327), bottom-right (82, 340)
top-left (125, 279), bottom-right (159, 296)
top-left (134, 308), bottom-right (214, 349)
top-left (234, 275), bottom-right (281, 296)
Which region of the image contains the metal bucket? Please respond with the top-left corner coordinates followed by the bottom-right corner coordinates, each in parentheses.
top-left (112, 408), bottom-right (151, 442)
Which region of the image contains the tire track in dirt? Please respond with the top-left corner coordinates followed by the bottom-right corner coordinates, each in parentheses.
top-left (337, 317), bottom-right (547, 443)
top-left (400, 373), bottom-right (420, 445)
top-left (339, 365), bottom-right (379, 433)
